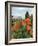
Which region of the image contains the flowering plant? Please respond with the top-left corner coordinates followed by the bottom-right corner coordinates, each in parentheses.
top-left (10, 12), bottom-right (33, 39)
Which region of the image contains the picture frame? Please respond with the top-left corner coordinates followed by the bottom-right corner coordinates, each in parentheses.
top-left (5, 1), bottom-right (37, 45)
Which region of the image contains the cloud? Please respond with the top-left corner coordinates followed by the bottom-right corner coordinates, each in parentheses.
top-left (11, 7), bottom-right (34, 17)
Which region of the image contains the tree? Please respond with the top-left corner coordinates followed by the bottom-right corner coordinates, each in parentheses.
top-left (31, 14), bottom-right (33, 23)
top-left (25, 11), bottom-right (29, 19)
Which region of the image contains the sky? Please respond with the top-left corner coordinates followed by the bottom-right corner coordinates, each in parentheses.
top-left (11, 7), bottom-right (34, 19)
